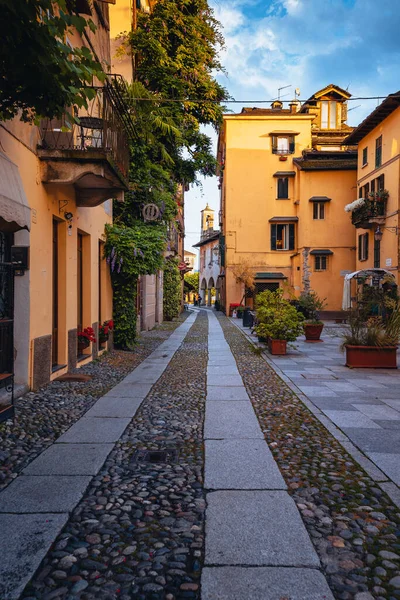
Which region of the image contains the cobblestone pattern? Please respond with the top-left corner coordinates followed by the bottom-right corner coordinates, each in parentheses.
top-left (0, 316), bottom-right (189, 492)
top-left (21, 312), bottom-right (207, 600)
top-left (218, 314), bottom-right (400, 600)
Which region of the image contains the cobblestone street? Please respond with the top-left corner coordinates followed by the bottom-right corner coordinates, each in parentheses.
top-left (1, 309), bottom-right (400, 600)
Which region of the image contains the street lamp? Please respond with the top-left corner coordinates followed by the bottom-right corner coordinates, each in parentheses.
top-left (374, 225), bottom-right (398, 241)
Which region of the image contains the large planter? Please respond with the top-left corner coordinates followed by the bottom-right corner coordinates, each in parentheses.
top-left (304, 323), bottom-right (324, 341)
top-left (268, 339), bottom-right (287, 355)
top-left (345, 345), bottom-right (398, 369)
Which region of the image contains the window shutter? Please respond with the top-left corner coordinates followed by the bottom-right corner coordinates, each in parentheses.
top-left (271, 225), bottom-right (277, 250)
top-left (365, 234), bottom-right (369, 260)
top-left (289, 138), bottom-right (295, 153)
top-left (219, 235), bottom-right (225, 267)
top-left (358, 235), bottom-right (362, 260)
top-left (289, 224), bottom-right (295, 250)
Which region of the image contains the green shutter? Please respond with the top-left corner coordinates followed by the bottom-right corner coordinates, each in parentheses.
top-left (271, 225), bottom-right (277, 250)
top-left (219, 235), bottom-right (225, 267)
top-left (289, 224), bottom-right (295, 250)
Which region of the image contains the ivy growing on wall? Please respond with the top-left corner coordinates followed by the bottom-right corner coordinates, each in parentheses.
top-left (163, 257), bottom-right (182, 321)
top-left (104, 223), bottom-right (166, 348)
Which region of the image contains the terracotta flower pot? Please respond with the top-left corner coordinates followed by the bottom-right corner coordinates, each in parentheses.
top-left (345, 345), bottom-right (397, 369)
top-left (304, 323), bottom-right (324, 341)
top-left (268, 339), bottom-right (287, 355)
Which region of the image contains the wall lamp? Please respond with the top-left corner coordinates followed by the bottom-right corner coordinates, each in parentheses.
top-left (374, 225), bottom-right (398, 242)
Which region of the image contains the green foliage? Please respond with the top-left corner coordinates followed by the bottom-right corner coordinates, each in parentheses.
top-left (342, 301), bottom-right (400, 349)
top-left (104, 223), bottom-right (166, 348)
top-left (127, 0), bottom-right (229, 183)
top-left (184, 271), bottom-right (199, 291)
top-left (163, 258), bottom-right (182, 321)
top-left (255, 289), bottom-right (304, 342)
top-left (0, 0), bottom-right (105, 122)
top-left (296, 291), bottom-right (327, 324)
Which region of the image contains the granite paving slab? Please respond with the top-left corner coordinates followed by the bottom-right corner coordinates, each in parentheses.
top-left (84, 395), bottom-right (143, 418)
top-left (0, 475), bottom-right (92, 513)
top-left (0, 513), bottom-right (69, 600)
top-left (56, 417), bottom-right (131, 444)
top-left (341, 428), bottom-right (400, 452)
top-left (201, 567), bottom-right (334, 600)
top-left (367, 452), bottom-right (400, 485)
top-left (205, 490), bottom-right (320, 566)
top-left (352, 403), bottom-right (400, 420)
top-left (205, 439), bottom-right (286, 490)
top-left (23, 443), bottom-right (114, 476)
top-left (207, 386), bottom-right (249, 401)
top-left (207, 374), bottom-right (244, 387)
top-left (103, 382), bottom-right (152, 398)
top-left (205, 402), bottom-right (263, 439)
top-left (322, 410), bottom-right (381, 429)
top-left (294, 386), bottom-right (339, 397)
top-left (374, 420), bottom-right (400, 429)
top-left (207, 366), bottom-right (240, 376)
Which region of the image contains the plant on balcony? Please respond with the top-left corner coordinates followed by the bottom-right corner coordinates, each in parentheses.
top-left (99, 320), bottom-right (114, 345)
top-left (368, 189), bottom-right (389, 202)
top-left (1, 0), bottom-right (105, 122)
top-left (255, 289), bottom-right (304, 354)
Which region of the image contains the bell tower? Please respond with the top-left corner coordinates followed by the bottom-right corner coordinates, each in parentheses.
top-left (200, 204), bottom-right (214, 239)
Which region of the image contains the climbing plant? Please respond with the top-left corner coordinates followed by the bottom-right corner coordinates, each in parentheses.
top-left (163, 257), bottom-right (182, 321)
top-left (0, 0), bottom-right (105, 122)
top-left (104, 223), bottom-right (166, 348)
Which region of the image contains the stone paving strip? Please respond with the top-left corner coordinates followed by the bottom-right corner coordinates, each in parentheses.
top-left (0, 317), bottom-right (190, 491)
top-left (220, 313), bottom-right (400, 600)
top-left (202, 311), bottom-right (335, 600)
top-left (0, 312), bottom-right (198, 600)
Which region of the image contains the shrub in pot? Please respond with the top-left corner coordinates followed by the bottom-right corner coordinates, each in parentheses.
top-left (296, 291), bottom-right (327, 341)
top-left (342, 302), bottom-right (400, 368)
top-left (255, 289), bottom-right (304, 355)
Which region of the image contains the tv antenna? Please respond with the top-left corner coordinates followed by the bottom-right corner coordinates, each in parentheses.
top-left (277, 84), bottom-right (291, 100)
top-left (348, 105), bottom-right (361, 112)
top-left (295, 88), bottom-right (301, 99)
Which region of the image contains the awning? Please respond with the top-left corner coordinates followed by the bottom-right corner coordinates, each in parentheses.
top-left (269, 130), bottom-right (300, 136)
top-left (342, 268), bottom-right (395, 310)
top-left (269, 216), bottom-right (298, 223)
top-left (0, 152), bottom-right (31, 232)
top-left (255, 272), bottom-right (287, 279)
top-left (310, 249), bottom-right (333, 255)
top-left (273, 171), bottom-right (296, 178)
top-left (309, 196), bottom-right (331, 203)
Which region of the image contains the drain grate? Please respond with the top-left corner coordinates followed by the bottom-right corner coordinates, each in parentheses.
top-left (128, 448), bottom-right (178, 467)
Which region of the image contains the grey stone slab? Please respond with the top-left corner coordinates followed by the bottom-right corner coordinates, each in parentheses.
top-left (341, 428), bottom-right (400, 453)
top-left (352, 403), bottom-right (400, 420)
top-left (367, 453), bottom-right (400, 485)
top-left (207, 366), bottom-right (240, 376)
top-left (23, 443), bottom-right (113, 475)
top-left (124, 372), bottom-right (163, 384)
top-left (205, 402), bottom-right (263, 439)
top-left (0, 513), bottom-right (69, 600)
top-left (340, 441), bottom-right (388, 482)
top-left (84, 396), bottom-right (143, 418)
top-left (379, 482), bottom-right (400, 509)
top-left (104, 382), bottom-right (152, 398)
top-left (207, 374), bottom-right (244, 387)
top-left (0, 475), bottom-right (91, 513)
top-left (205, 440), bottom-right (286, 490)
top-left (207, 386), bottom-right (249, 401)
top-left (310, 399), bottom-right (356, 411)
top-left (374, 420), bottom-right (400, 430)
top-left (295, 386), bottom-right (339, 398)
top-left (201, 567), bottom-right (334, 600)
top-left (323, 381), bottom-right (363, 392)
top-left (323, 410), bottom-right (381, 429)
top-left (207, 359), bottom-right (238, 366)
top-left (56, 417), bottom-right (130, 443)
top-left (382, 400), bottom-right (400, 410)
top-left (205, 490), bottom-right (320, 566)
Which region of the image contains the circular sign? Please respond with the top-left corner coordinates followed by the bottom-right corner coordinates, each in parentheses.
top-left (142, 203), bottom-right (160, 221)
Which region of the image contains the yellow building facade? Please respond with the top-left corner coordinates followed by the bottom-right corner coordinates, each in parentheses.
top-left (0, 2), bottom-right (130, 411)
top-left (345, 94), bottom-right (400, 280)
top-left (218, 85), bottom-right (357, 315)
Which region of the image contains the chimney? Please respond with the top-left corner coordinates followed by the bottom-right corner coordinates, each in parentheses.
top-left (289, 101), bottom-right (299, 114)
top-left (271, 100), bottom-right (283, 110)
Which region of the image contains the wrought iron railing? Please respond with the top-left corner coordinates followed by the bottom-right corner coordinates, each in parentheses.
top-left (352, 200), bottom-right (386, 227)
top-left (38, 76), bottom-right (132, 181)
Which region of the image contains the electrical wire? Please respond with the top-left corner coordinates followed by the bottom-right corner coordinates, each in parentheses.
top-left (123, 95), bottom-right (396, 104)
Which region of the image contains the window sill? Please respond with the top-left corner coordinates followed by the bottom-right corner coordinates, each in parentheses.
top-left (362, 162), bottom-right (368, 168)
top-left (52, 363), bottom-right (67, 374)
top-left (276, 198), bottom-right (290, 201)
top-left (77, 353), bottom-right (92, 363)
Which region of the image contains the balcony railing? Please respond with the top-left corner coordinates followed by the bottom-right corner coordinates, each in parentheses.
top-left (38, 78), bottom-right (131, 183)
top-left (352, 199), bottom-right (387, 228)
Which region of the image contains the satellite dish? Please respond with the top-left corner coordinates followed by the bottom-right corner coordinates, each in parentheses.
top-left (295, 88), bottom-right (301, 97)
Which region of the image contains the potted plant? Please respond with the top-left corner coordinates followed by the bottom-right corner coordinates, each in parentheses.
top-left (99, 320), bottom-right (114, 346)
top-left (342, 300), bottom-right (400, 368)
top-left (77, 326), bottom-right (96, 355)
top-left (255, 289), bottom-right (304, 355)
top-left (296, 291), bottom-right (327, 341)
top-left (229, 303), bottom-right (242, 317)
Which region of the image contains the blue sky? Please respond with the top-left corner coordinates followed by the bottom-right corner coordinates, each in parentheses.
top-left (185, 0), bottom-right (400, 263)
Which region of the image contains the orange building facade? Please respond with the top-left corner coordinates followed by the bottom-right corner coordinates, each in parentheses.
top-left (218, 85), bottom-right (358, 315)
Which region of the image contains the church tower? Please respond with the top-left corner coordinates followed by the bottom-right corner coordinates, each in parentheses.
top-left (200, 204), bottom-right (214, 239)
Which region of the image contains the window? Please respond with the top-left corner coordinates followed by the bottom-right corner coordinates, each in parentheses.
top-left (277, 177), bottom-right (289, 199)
top-left (314, 255), bottom-right (328, 271)
top-left (375, 136), bottom-right (382, 168)
top-left (321, 100), bottom-right (337, 129)
top-left (374, 238), bottom-right (381, 268)
top-left (313, 202), bottom-right (325, 220)
top-left (377, 174), bottom-right (384, 191)
top-left (358, 233), bottom-right (369, 261)
top-left (362, 147), bottom-right (368, 166)
top-left (271, 223), bottom-right (295, 251)
top-left (272, 136), bottom-right (295, 155)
